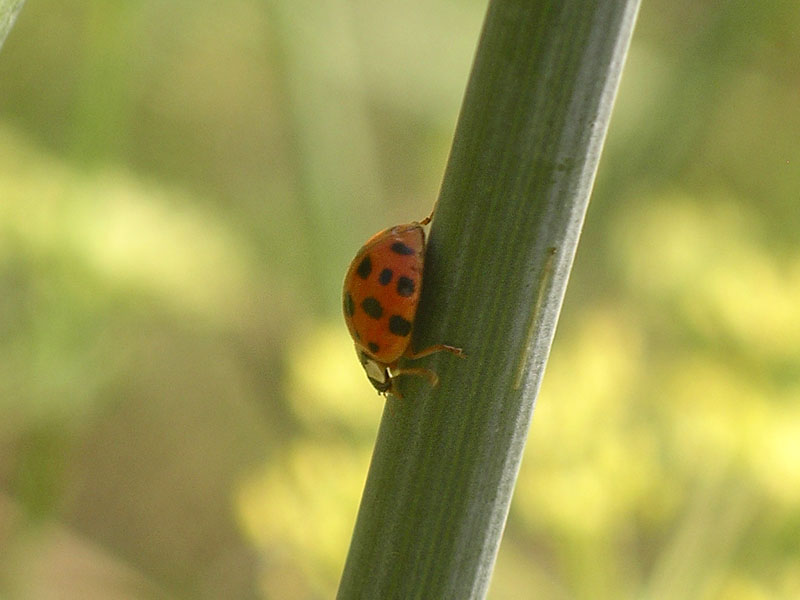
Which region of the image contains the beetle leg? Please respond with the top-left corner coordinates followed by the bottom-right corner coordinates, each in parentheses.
top-left (405, 344), bottom-right (465, 360)
top-left (390, 366), bottom-right (439, 387)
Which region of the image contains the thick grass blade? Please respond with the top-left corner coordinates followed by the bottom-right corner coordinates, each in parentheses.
top-left (338, 0), bottom-right (641, 598)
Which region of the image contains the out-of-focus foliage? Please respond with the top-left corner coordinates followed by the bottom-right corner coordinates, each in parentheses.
top-left (0, 0), bottom-right (26, 52)
top-left (0, 0), bottom-right (798, 598)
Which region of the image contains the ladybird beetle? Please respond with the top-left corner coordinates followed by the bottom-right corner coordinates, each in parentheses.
top-left (343, 214), bottom-right (464, 398)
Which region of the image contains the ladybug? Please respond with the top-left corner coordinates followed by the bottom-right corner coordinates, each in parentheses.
top-left (343, 214), bottom-right (464, 398)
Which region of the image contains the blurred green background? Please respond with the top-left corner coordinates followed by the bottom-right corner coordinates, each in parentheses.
top-left (1, 0), bottom-right (799, 598)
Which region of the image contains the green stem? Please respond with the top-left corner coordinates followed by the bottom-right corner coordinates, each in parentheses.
top-left (338, 0), bottom-right (640, 598)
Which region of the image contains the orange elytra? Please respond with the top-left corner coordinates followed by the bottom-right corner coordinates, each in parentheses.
top-left (342, 214), bottom-right (463, 398)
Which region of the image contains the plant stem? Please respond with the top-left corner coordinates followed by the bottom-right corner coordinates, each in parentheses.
top-left (338, 0), bottom-right (641, 597)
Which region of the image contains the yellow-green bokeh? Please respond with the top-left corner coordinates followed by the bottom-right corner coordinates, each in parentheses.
top-left (1, 0), bottom-right (798, 598)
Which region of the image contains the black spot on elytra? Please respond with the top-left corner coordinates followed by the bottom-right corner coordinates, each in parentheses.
top-left (389, 315), bottom-right (412, 337)
top-left (344, 292), bottom-right (355, 317)
top-left (390, 242), bottom-right (414, 255)
top-left (396, 276), bottom-right (415, 297)
top-left (368, 342), bottom-right (380, 354)
top-left (378, 268), bottom-right (393, 285)
top-left (357, 255), bottom-right (372, 279)
top-left (361, 297), bottom-right (383, 319)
